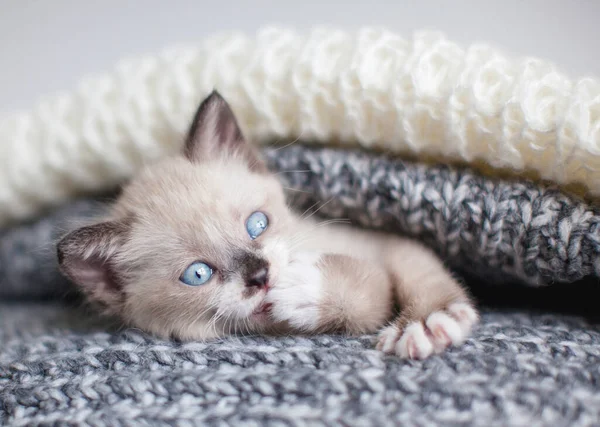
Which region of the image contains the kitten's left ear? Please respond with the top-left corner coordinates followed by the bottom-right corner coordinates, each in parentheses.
top-left (184, 90), bottom-right (267, 173)
top-left (57, 220), bottom-right (130, 313)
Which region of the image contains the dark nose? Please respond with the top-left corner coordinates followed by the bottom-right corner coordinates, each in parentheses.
top-left (246, 266), bottom-right (269, 288)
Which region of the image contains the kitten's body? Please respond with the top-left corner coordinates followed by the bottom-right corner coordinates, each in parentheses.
top-left (58, 92), bottom-right (478, 359)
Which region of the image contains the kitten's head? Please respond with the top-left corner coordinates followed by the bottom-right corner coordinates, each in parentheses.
top-left (58, 92), bottom-right (296, 339)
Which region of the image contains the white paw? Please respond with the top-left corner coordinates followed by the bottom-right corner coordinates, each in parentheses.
top-left (265, 251), bottom-right (324, 331)
top-left (376, 302), bottom-right (478, 359)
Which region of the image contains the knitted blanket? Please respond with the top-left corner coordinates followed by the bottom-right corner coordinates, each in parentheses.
top-left (1, 28), bottom-right (599, 227)
top-left (3, 145), bottom-right (600, 303)
top-left (2, 302), bottom-right (600, 426)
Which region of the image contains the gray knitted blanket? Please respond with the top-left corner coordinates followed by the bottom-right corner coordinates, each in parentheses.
top-left (2, 144), bottom-right (600, 426)
top-left (2, 302), bottom-right (600, 426)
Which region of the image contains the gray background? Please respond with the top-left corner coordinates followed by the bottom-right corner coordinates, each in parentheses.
top-left (0, 0), bottom-right (598, 115)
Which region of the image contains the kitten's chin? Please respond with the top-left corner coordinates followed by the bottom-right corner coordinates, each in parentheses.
top-left (249, 302), bottom-right (274, 326)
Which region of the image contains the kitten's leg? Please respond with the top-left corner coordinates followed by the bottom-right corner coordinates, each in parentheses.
top-left (267, 252), bottom-right (393, 335)
top-left (376, 238), bottom-right (478, 359)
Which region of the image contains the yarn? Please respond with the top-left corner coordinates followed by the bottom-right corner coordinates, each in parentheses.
top-left (3, 303), bottom-right (600, 426)
top-left (267, 146), bottom-right (600, 287)
top-left (1, 27), bottom-right (599, 227)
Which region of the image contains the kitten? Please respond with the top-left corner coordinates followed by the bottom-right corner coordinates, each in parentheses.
top-left (57, 91), bottom-right (478, 359)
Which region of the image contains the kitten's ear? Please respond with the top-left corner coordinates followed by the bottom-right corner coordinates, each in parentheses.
top-left (57, 220), bottom-right (130, 312)
top-left (184, 90), bottom-right (267, 173)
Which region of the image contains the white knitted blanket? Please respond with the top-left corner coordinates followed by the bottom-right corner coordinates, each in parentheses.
top-left (1, 27), bottom-right (599, 226)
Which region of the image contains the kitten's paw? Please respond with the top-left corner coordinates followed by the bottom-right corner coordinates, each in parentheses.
top-left (376, 302), bottom-right (478, 359)
top-left (266, 251), bottom-right (324, 331)
top-left (376, 324), bottom-right (405, 354)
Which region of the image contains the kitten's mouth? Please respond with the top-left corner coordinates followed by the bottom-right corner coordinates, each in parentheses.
top-left (252, 302), bottom-right (273, 316)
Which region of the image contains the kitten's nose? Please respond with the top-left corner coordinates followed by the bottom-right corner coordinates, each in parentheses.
top-left (247, 267), bottom-right (269, 288)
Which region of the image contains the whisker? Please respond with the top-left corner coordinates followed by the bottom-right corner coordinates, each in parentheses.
top-left (226, 312), bottom-right (237, 338)
top-left (221, 310), bottom-right (232, 338)
top-left (273, 169), bottom-right (313, 176)
top-left (315, 218), bottom-right (352, 227)
top-left (282, 187), bottom-right (313, 194)
top-left (301, 197), bottom-right (335, 222)
top-left (299, 200), bottom-right (323, 220)
top-left (208, 308), bottom-right (225, 338)
top-left (272, 132), bottom-right (305, 152)
top-left (188, 302), bottom-right (217, 329)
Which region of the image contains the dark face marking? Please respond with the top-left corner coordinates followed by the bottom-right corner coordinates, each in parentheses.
top-left (232, 251), bottom-right (270, 298)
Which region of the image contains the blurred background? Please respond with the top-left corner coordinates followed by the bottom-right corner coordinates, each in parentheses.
top-left (0, 0), bottom-right (599, 115)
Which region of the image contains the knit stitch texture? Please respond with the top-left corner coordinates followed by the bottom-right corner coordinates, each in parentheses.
top-left (1, 302), bottom-right (599, 426)
top-left (3, 145), bottom-right (600, 302)
top-left (266, 146), bottom-right (600, 287)
top-left (1, 28), bottom-right (599, 226)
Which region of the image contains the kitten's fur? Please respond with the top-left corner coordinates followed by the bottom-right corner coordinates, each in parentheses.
top-left (57, 92), bottom-right (478, 359)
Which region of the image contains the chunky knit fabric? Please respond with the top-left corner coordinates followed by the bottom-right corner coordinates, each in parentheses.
top-left (3, 145), bottom-right (600, 302)
top-left (2, 302), bottom-right (600, 426)
top-left (0, 197), bottom-right (112, 300)
top-left (266, 146), bottom-right (600, 287)
top-left (1, 28), bottom-right (599, 227)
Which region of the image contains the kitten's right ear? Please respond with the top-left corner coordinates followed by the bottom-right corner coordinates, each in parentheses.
top-left (57, 220), bottom-right (130, 312)
top-left (183, 90), bottom-right (267, 173)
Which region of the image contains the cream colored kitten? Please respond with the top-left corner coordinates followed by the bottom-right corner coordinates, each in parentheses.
top-left (57, 91), bottom-right (478, 360)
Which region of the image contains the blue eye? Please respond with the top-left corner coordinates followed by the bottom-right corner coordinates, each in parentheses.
top-left (180, 262), bottom-right (213, 286)
top-left (246, 211), bottom-right (268, 239)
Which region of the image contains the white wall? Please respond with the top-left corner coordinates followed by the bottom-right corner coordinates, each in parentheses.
top-left (1, 0), bottom-right (598, 114)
